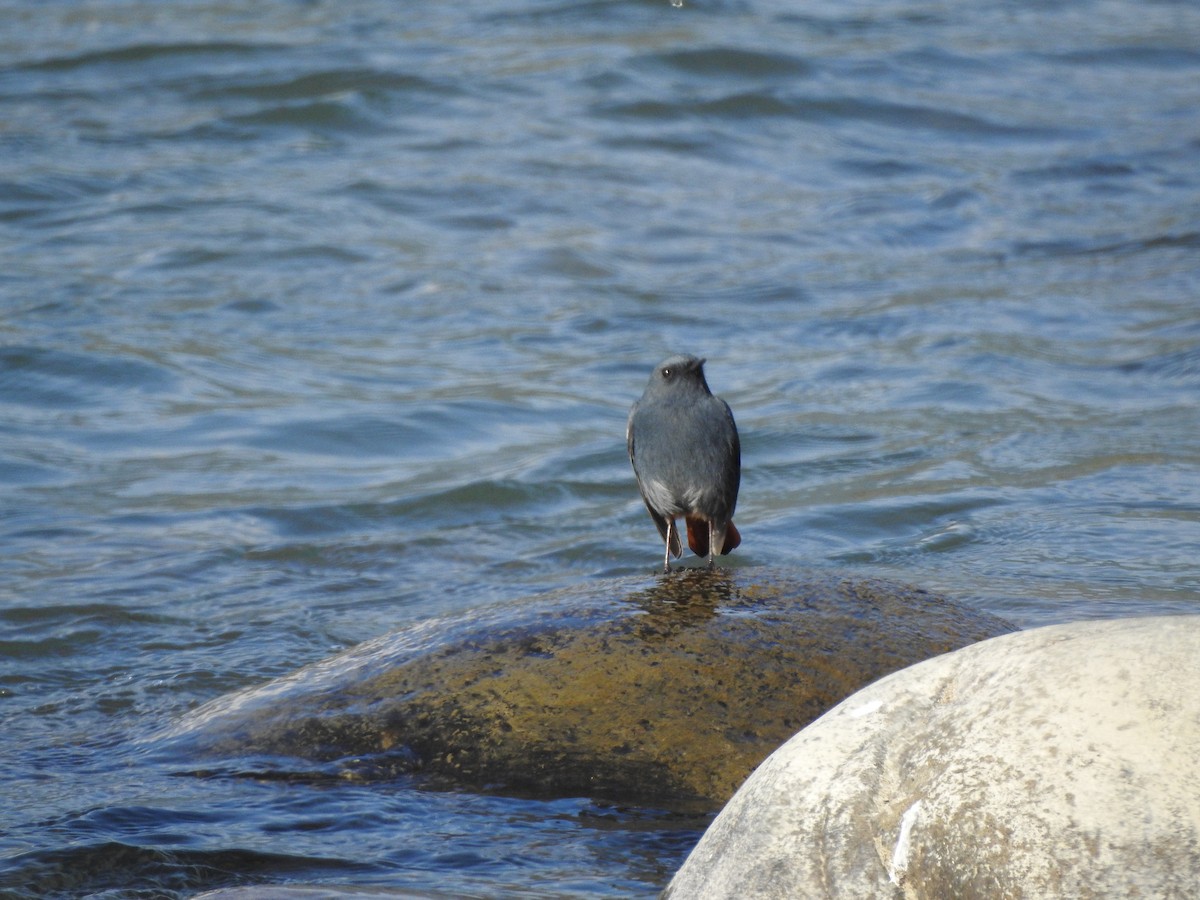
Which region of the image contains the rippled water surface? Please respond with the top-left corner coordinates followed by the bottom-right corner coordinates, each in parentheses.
top-left (3, 0), bottom-right (1199, 895)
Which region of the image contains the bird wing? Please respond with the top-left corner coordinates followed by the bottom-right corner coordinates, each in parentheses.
top-left (628, 402), bottom-right (682, 558)
top-left (626, 403), bottom-right (637, 463)
top-left (720, 397), bottom-right (741, 514)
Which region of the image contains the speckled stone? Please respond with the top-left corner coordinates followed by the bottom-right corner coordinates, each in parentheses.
top-left (161, 567), bottom-right (1013, 811)
top-left (665, 615), bottom-right (1200, 897)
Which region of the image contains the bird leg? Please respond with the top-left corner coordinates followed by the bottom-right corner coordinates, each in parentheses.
top-left (663, 520), bottom-right (675, 574)
top-left (707, 520), bottom-right (716, 568)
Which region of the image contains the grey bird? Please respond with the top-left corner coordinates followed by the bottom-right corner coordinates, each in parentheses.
top-left (627, 354), bottom-right (741, 572)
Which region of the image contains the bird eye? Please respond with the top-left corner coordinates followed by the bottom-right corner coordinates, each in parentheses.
top-left (661, 367), bottom-right (671, 378)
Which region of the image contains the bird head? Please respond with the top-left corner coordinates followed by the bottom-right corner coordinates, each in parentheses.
top-left (647, 354), bottom-right (711, 396)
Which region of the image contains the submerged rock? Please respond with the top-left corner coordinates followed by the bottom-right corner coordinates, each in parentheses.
top-left (665, 615), bottom-right (1200, 897)
top-left (161, 567), bottom-right (1013, 811)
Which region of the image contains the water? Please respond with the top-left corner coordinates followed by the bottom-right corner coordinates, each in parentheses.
top-left (2, 0), bottom-right (1199, 895)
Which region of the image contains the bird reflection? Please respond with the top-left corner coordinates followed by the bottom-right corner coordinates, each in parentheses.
top-left (623, 567), bottom-right (736, 642)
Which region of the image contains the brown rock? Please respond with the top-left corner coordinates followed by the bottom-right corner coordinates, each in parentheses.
top-left (162, 567), bottom-right (1013, 811)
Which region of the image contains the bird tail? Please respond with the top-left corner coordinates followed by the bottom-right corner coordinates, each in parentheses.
top-left (722, 520), bottom-right (741, 554)
top-left (650, 511), bottom-right (684, 558)
top-left (686, 518), bottom-right (741, 557)
top-left (668, 520), bottom-right (683, 558)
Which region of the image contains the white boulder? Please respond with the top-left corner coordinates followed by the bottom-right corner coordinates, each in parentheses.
top-left (665, 615), bottom-right (1200, 898)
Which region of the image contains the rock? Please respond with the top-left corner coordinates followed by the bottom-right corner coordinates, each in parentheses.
top-left (665, 615), bottom-right (1200, 897)
top-left (160, 567), bottom-right (1013, 811)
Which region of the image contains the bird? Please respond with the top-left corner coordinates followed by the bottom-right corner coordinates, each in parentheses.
top-left (627, 354), bottom-right (741, 573)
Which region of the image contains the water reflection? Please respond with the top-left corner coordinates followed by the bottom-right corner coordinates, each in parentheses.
top-left (626, 567), bottom-right (735, 641)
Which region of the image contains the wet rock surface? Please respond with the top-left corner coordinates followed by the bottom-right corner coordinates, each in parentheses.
top-left (161, 567), bottom-right (1014, 811)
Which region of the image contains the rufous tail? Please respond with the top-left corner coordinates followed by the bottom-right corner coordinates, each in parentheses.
top-left (686, 518), bottom-right (740, 557)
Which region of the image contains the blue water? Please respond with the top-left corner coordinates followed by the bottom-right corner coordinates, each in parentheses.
top-left (3, 0), bottom-right (1199, 895)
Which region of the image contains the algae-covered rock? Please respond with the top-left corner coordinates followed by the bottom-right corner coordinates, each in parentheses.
top-left (161, 567), bottom-right (1013, 810)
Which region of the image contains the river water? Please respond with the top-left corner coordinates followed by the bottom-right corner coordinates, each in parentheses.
top-left (2, 0), bottom-right (1198, 896)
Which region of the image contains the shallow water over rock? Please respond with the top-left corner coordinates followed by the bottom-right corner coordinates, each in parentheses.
top-left (163, 568), bottom-right (1013, 811)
